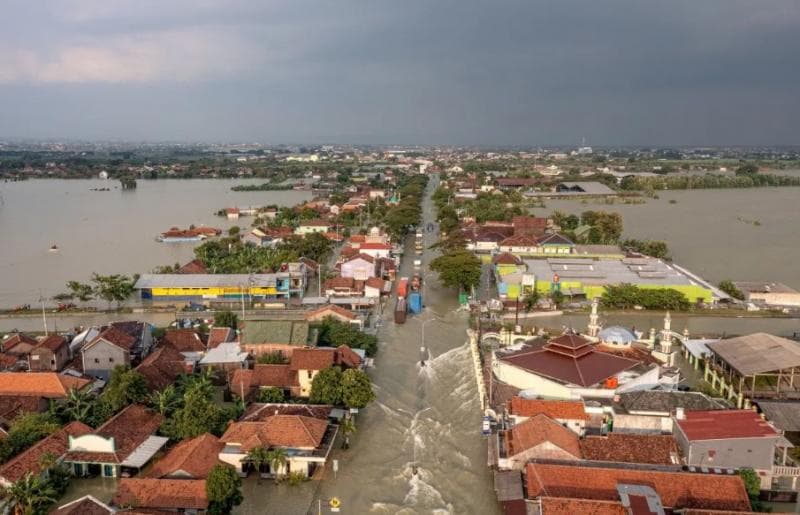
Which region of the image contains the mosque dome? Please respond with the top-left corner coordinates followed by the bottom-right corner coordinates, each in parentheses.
top-left (599, 326), bottom-right (637, 346)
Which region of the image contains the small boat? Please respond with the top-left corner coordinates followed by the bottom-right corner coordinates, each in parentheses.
top-left (49, 244), bottom-right (60, 252)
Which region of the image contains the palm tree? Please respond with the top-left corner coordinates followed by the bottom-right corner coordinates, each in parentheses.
top-left (267, 448), bottom-right (288, 484)
top-left (148, 385), bottom-right (179, 416)
top-left (63, 388), bottom-right (92, 423)
top-left (341, 417), bottom-right (357, 450)
top-left (5, 473), bottom-right (58, 515)
top-left (246, 447), bottom-right (270, 481)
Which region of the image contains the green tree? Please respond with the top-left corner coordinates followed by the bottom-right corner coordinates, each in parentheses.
top-left (256, 351), bottom-right (288, 364)
top-left (163, 387), bottom-right (228, 440)
top-left (430, 250), bottom-right (482, 291)
top-left (214, 310), bottom-right (239, 330)
top-left (206, 464), bottom-right (243, 515)
top-left (340, 417), bottom-right (357, 450)
top-left (340, 369), bottom-right (375, 409)
top-left (90, 273), bottom-right (136, 308)
top-left (0, 413), bottom-right (60, 462)
top-left (522, 291), bottom-right (541, 312)
top-left (65, 281), bottom-right (94, 303)
top-left (148, 385), bottom-right (179, 416)
top-left (103, 366), bottom-right (148, 412)
top-left (62, 388), bottom-right (93, 423)
top-left (315, 318), bottom-right (378, 356)
top-left (4, 472), bottom-right (58, 515)
top-left (309, 366), bottom-right (343, 405)
top-left (718, 279), bottom-right (745, 301)
top-left (246, 447), bottom-right (270, 479)
top-left (257, 387), bottom-right (285, 403)
top-left (267, 448), bottom-right (288, 483)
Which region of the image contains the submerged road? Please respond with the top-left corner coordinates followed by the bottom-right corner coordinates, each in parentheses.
top-left (311, 175), bottom-right (500, 514)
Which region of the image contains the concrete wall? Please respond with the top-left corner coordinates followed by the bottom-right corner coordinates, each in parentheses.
top-left (612, 414), bottom-right (672, 434)
top-left (675, 425), bottom-right (777, 472)
top-left (82, 340), bottom-right (129, 380)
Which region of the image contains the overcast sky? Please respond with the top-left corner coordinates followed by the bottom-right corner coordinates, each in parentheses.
top-left (1, 0), bottom-right (798, 146)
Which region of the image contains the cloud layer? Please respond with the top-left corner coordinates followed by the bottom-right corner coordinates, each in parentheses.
top-left (0, 0), bottom-right (798, 145)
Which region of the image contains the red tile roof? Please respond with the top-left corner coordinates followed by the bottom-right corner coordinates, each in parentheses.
top-left (65, 405), bottom-right (163, 464)
top-left (207, 327), bottom-right (236, 349)
top-left (359, 242), bottom-right (392, 250)
top-left (676, 410), bottom-right (779, 441)
top-left (176, 259), bottom-right (208, 274)
top-left (242, 403), bottom-right (332, 421)
top-left (135, 345), bottom-right (189, 391)
top-left (113, 478), bottom-right (208, 510)
top-left (335, 345), bottom-right (362, 369)
top-left (220, 415), bottom-right (328, 451)
top-left (365, 277), bottom-right (386, 290)
top-left (162, 329), bottom-right (205, 353)
top-left (230, 364), bottom-right (298, 398)
top-left (500, 335), bottom-right (641, 387)
top-left (2, 333), bottom-right (38, 354)
top-left (492, 252), bottom-right (524, 265)
top-left (36, 335), bottom-right (67, 352)
top-left (345, 253), bottom-right (375, 264)
top-left (305, 304), bottom-right (357, 321)
top-left (52, 495), bottom-right (114, 515)
top-left (0, 421), bottom-right (92, 483)
top-left (290, 348), bottom-right (335, 371)
top-left (508, 397), bottom-right (588, 420)
top-left (0, 372), bottom-right (91, 398)
top-left (540, 497), bottom-right (627, 515)
top-left (146, 433), bottom-right (223, 479)
top-left (300, 219), bottom-right (331, 227)
top-left (525, 463), bottom-right (752, 512)
top-left (505, 414), bottom-right (580, 457)
top-left (499, 235), bottom-right (540, 247)
top-left (91, 326), bottom-right (137, 351)
top-left (579, 433), bottom-right (678, 465)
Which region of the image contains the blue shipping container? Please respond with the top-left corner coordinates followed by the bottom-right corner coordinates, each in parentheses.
top-left (408, 292), bottom-right (422, 314)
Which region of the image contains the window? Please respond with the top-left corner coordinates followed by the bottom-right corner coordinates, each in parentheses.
top-left (307, 371), bottom-right (313, 379)
top-left (103, 465), bottom-right (115, 477)
top-left (94, 358), bottom-right (100, 364)
top-left (109, 357), bottom-right (114, 363)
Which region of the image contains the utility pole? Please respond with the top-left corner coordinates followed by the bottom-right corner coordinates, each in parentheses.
top-left (318, 265), bottom-right (323, 297)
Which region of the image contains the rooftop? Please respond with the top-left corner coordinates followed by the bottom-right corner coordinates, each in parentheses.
top-left (134, 273), bottom-right (297, 290)
top-left (676, 410), bottom-right (779, 441)
top-left (146, 433), bottom-right (223, 479)
top-left (220, 415), bottom-right (328, 451)
top-left (66, 404), bottom-right (164, 464)
top-left (0, 372), bottom-right (91, 398)
top-left (707, 333), bottom-right (800, 375)
top-left (0, 421), bottom-right (92, 484)
top-left (52, 495), bottom-right (114, 515)
top-left (505, 414), bottom-right (580, 457)
top-left (507, 397), bottom-right (588, 420)
top-left (162, 329), bottom-right (205, 353)
top-left (616, 390), bottom-right (725, 414)
top-left (579, 433), bottom-right (678, 465)
top-left (113, 478), bottom-right (208, 510)
top-left (241, 319), bottom-right (309, 346)
top-left (525, 463), bottom-right (751, 512)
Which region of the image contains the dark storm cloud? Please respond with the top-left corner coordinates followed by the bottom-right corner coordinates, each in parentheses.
top-left (0, 0), bottom-right (798, 145)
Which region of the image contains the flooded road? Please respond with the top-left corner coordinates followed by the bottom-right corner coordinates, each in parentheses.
top-left (308, 176), bottom-right (499, 514)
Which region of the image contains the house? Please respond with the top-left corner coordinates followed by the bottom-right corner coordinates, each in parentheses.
top-left (28, 335), bottom-right (70, 371)
top-left (198, 341), bottom-right (249, 373)
top-left (358, 242), bottom-right (392, 260)
top-left (52, 495), bottom-right (114, 515)
top-left (611, 390), bottom-right (725, 434)
top-left (493, 334), bottom-right (659, 400)
top-left (0, 372), bottom-right (91, 423)
top-left (146, 433), bottom-right (224, 479)
top-left (163, 329), bottom-right (206, 363)
top-left (2, 333), bottom-right (38, 357)
top-left (364, 277), bottom-right (389, 298)
top-left (506, 397), bottom-right (588, 435)
top-left (239, 319), bottom-right (309, 357)
top-left (339, 254), bottom-right (377, 280)
top-left (291, 346), bottom-right (362, 397)
top-left (230, 364), bottom-right (299, 400)
top-left (579, 433), bottom-right (679, 465)
top-left (219, 415), bottom-right (338, 478)
top-left (511, 216), bottom-right (548, 237)
top-left (113, 478), bottom-right (208, 512)
top-left (733, 281), bottom-right (800, 307)
top-left (673, 409), bottom-right (787, 488)
top-left (323, 277), bottom-right (365, 298)
top-left (295, 219), bottom-right (330, 235)
top-left (305, 304), bottom-right (359, 327)
top-left (555, 181), bottom-right (616, 195)
top-left (525, 462), bottom-right (752, 512)
top-left (135, 344), bottom-right (190, 391)
top-left (498, 414), bottom-right (581, 470)
top-left (225, 207), bottom-right (240, 220)
top-left (82, 324), bottom-right (152, 381)
top-left (63, 404), bottom-right (167, 478)
top-left (0, 421), bottom-right (93, 487)
top-left (207, 327), bottom-right (237, 349)
top-left (176, 259), bottom-right (208, 274)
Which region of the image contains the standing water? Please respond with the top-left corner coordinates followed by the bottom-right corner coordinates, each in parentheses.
top-left (309, 176), bottom-right (499, 514)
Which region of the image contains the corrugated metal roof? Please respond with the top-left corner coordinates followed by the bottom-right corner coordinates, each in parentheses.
top-left (134, 274), bottom-right (291, 289)
top-left (121, 435), bottom-right (169, 468)
top-left (708, 333), bottom-right (800, 375)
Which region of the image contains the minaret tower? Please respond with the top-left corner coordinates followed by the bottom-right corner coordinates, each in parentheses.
top-left (587, 297), bottom-right (601, 338)
top-left (660, 312), bottom-right (673, 352)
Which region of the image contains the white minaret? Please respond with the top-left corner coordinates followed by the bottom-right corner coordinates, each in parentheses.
top-left (587, 297), bottom-right (601, 338)
top-left (660, 312), bottom-right (673, 352)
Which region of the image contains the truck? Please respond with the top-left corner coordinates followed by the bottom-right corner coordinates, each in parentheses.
top-left (397, 277), bottom-right (409, 299)
top-left (394, 297), bottom-right (407, 324)
top-left (408, 291), bottom-right (422, 314)
top-left (414, 231), bottom-right (424, 254)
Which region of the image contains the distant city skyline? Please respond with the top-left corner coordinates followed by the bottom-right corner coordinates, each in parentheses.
top-left (1, 1), bottom-right (799, 146)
